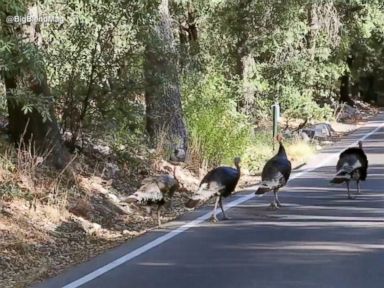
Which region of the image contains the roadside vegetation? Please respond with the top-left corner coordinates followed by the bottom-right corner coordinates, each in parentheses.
top-left (0, 0), bottom-right (384, 286)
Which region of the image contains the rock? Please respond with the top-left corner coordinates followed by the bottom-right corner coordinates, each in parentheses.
top-left (62, 131), bottom-right (73, 142)
top-left (299, 131), bottom-right (310, 142)
top-left (122, 229), bottom-right (131, 236)
top-left (0, 204), bottom-right (13, 217)
top-left (68, 199), bottom-right (92, 218)
top-left (92, 144), bottom-right (111, 156)
top-left (88, 223), bottom-right (102, 234)
top-left (105, 192), bottom-right (120, 204)
top-left (314, 123), bottom-right (332, 138)
top-left (338, 104), bottom-right (364, 121)
top-left (302, 123), bottom-right (334, 140)
top-left (102, 162), bottom-right (120, 179)
top-left (170, 148), bottom-right (186, 162)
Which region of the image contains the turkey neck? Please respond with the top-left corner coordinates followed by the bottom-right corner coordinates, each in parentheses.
top-left (235, 162), bottom-right (241, 176)
top-left (358, 141), bottom-right (363, 149)
top-left (277, 142), bottom-right (287, 158)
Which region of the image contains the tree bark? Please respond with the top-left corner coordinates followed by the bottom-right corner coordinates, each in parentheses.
top-left (4, 5), bottom-right (69, 169)
top-left (233, 0), bottom-right (251, 112)
top-left (144, 0), bottom-right (188, 159)
top-left (306, 3), bottom-right (317, 56)
top-left (339, 55), bottom-right (355, 106)
top-left (177, 1), bottom-right (199, 71)
top-left (186, 1), bottom-right (199, 54)
top-left (339, 74), bottom-right (353, 105)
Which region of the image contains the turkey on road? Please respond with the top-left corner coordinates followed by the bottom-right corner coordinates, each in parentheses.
top-left (330, 141), bottom-right (368, 199)
top-left (126, 166), bottom-right (179, 226)
top-left (185, 157), bottom-right (241, 222)
top-left (255, 134), bottom-right (292, 209)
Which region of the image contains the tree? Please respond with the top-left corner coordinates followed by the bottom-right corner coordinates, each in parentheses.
top-left (144, 0), bottom-right (188, 160)
top-left (2, 4), bottom-right (69, 168)
top-left (339, 55), bottom-right (355, 106)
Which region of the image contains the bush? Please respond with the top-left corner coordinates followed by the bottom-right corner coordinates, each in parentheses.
top-left (242, 130), bottom-right (316, 175)
top-left (241, 131), bottom-right (275, 174)
top-left (280, 86), bottom-right (334, 124)
top-left (182, 70), bottom-right (252, 167)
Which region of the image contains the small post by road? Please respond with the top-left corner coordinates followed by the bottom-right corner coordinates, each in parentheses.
top-left (272, 102), bottom-right (280, 151)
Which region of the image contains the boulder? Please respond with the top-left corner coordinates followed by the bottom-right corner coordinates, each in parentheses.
top-left (302, 123), bottom-right (335, 140)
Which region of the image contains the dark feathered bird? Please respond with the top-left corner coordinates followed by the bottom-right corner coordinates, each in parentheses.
top-left (185, 157), bottom-right (241, 222)
top-left (255, 135), bottom-right (292, 209)
top-left (330, 141), bottom-right (368, 199)
top-left (126, 167), bottom-right (179, 226)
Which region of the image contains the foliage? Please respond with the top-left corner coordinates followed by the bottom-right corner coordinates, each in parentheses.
top-left (0, 0), bottom-right (54, 119)
top-left (183, 70), bottom-right (252, 166)
top-left (1, 0), bottom-right (384, 170)
top-left (242, 131), bottom-right (316, 174)
top-left (41, 0), bottom-right (153, 145)
top-left (280, 87), bottom-right (333, 123)
top-left (241, 131), bottom-right (275, 174)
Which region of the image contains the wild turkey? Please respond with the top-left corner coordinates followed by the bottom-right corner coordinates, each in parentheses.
top-left (185, 157), bottom-right (241, 222)
top-left (126, 167), bottom-right (179, 226)
top-left (255, 134), bottom-right (292, 209)
top-left (330, 141), bottom-right (368, 199)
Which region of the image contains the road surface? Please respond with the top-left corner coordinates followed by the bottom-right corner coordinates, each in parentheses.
top-left (34, 114), bottom-right (384, 288)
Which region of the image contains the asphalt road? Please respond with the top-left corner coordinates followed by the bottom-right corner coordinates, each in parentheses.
top-left (34, 114), bottom-right (384, 288)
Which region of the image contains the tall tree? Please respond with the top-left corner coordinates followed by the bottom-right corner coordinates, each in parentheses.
top-left (144, 0), bottom-right (188, 159)
top-left (339, 55), bottom-right (355, 106)
top-left (2, 4), bottom-right (69, 168)
top-left (174, 0), bottom-right (200, 71)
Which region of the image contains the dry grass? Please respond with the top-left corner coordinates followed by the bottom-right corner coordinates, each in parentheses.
top-left (150, 126), bottom-right (185, 171)
top-left (242, 133), bottom-right (316, 175)
top-left (286, 140), bottom-right (316, 164)
top-left (185, 135), bottom-right (208, 178)
top-left (151, 128), bottom-right (169, 168)
top-left (0, 134), bottom-right (198, 288)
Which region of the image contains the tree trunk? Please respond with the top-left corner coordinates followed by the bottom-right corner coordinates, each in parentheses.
top-left (366, 75), bottom-right (376, 102)
top-left (339, 74), bottom-right (353, 106)
top-left (234, 0), bottom-right (251, 112)
top-left (239, 54), bottom-right (256, 116)
top-left (144, 0), bottom-right (187, 160)
top-left (306, 3), bottom-right (317, 56)
top-left (4, 5), bottom-right (69, 169)
top-left (178, 1), bottom-right (199, 71)
top-left (186, 1), bottom-right (199, 54)
top-left (339, 55), bottom-right (355, 106)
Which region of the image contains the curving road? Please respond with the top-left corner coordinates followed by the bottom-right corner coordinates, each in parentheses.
top-left (34, 113), bottom-right (384, 288)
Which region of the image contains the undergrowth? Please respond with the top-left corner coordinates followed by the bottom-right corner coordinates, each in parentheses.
top-left (242, 131), bottom-right (316, 174)
top-left (0, 138), bottom-right (77, 207)
top-left (182, 70), bottom-right (252, 168)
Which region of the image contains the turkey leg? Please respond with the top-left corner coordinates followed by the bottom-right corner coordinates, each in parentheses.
top-left (356, 180), bottom-right (361, 195)
top-left (346, 181), bottom-right (354, 199)
top-left (275, 190), bottom-right (283, 207)
top-left (270, 189), bottom-right (279, 210)
top-left (157, 205), bottom-right (162, 227)
top-left (219, 196), bottom-right (230, 220)
top-left (211, 195), bottom-right (220, 222)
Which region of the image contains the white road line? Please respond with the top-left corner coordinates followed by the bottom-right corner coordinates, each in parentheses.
top-left (62, 117), bottom-right (384, 288)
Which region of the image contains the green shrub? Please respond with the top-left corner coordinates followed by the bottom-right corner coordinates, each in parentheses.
top-left (242, 131), bottom-right (275, 174)
top-left (280, 86), bottom-right (333, 123)
top-left (182, 70), bottom-right (252, 167)
top-left (242, 130), bottom-right (316, 175)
